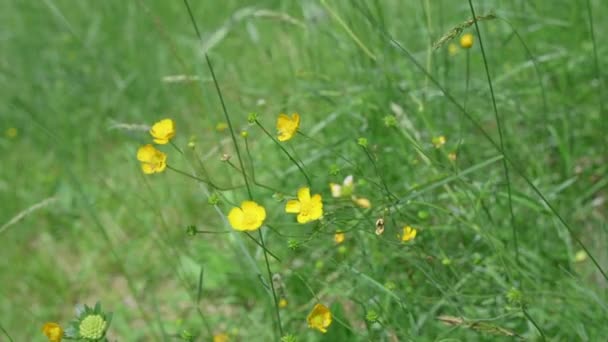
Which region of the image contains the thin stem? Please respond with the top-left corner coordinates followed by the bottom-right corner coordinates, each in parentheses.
top-left (166, 165), bottom-right (241, 191)
top-left (523, 307), bottom-right (546, 341)
top-left (354, 1), bottom-right (608, 281)
top-left (584, 0), bottom-right (605, 123)
top-left (0, 323), bottom-right (13, 342)
top-left (464, 50), bottom-right (470, 112)
top-left (181, 3), bottom-right (284, 338)
top-left (258, 230), bottom-right (284, 337)
top-left (256, 121), bottom-right (311, 186)
top-left (467, 0), bottom-right (519, 267)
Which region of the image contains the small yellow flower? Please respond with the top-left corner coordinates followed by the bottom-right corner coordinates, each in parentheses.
top-left (279, 298), bottom-right (288, 308)
top-left (213, 333), bottom-right (229, 342)
top-left (150, 118), bottom-right (176, 144)
top-left (6, 127), bottom-right (18, 139)
top-left (334, 231), bottom-right (345, 244)
top-left (460, 33), bottom-right (474, 49)
top-left (42, 322), bottom-right (63, 342)
top-left (215, 122), bottom-right (228, 132)
top-left (432, 135), bottom-right (446, 148)
top-left (448, 152), bottom-right (457, 161)
top-left (448, 43), bottom-right (458, 56)
top-left (402, 226), bottom-right (417, 242)
top-left (228, 201), bottom-right (267, 231)
top-left (353, 197), bottom-right (371, 209)
top-left (137, 144), bottom-right (167, 174)
top-left (307, 303), bottom-right (332, 333)
top-left (285, 187), bottom-right (323, 224)
top-left (276, 113), bottom-right (300, 142)
top-left (574, 250), bottom-right (587, 262)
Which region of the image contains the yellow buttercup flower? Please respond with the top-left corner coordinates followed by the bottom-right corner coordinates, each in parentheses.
top-left (279, 298), bottom-right (288, 308)
top-left (276, 113), bottom-right (300, 141)
top-left (334, 231), bottom-right (345, 244)
top-left (228, 201), bottom-right (267, 231)
top-left (307, 303), bottom-right (332, 333)
top-left (460, 33), bottom-right (474, 49)
top-left (42, 322), bottom-right (63, 342)
top-left (402, 226), bottom-right (417, 242)
top-left (150, 118), bottom-right (176, 144)
top-left (137, 144), bottom-right (167, 174)
top-left (285, 187), bottom-right (323, 224)
top-left (213, 333), bottom-right (229, 342)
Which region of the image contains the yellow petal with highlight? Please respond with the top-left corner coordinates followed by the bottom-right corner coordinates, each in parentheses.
top-left (150, 118), bottom-right (176, 144)
top-left (285, 200), bottom-right (301, 213)
top-left (297, 187), bottom-right (311, 202)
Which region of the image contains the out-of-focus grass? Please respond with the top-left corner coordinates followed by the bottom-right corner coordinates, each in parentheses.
top-left (1, 0), bottom-right (607, 341)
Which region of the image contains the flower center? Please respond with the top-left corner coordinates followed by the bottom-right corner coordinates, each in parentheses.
top-left (300, 200), bottom-right (312, 217)
top-left (242, 212), bottom-right (258, 226)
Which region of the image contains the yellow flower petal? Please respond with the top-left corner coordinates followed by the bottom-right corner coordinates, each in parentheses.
top-left (137, 144), bottom-right (156, 162)
top-left (228, 201), bottom-right (266, 231)
top-left (460, 33), bottom-right (474, 49)
top-left (276, 113), bottom-right (300, 141)
top-left (137, 144), bottom-right (167, 174)
top-left (227, 207), bottom-right (245, 230)
top-left (285, 200), bottom-right (301, 213)
top-left (307, 303), bottom-right (332, 333)
top-left (402, 226), bottom-right (417, 242)
top-left (150, 118), bottom-right (176, 144)
top-left (42, 322), bottom-right (63, 342)
top-left (334, 232), bottom-right (345, 244)
top-left (297, 187), bottom-right (311, 202)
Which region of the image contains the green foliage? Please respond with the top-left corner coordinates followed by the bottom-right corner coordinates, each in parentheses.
top-left (1, 0), bottom-right (607, 341)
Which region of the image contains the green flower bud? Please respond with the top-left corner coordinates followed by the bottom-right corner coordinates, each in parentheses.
top-left (79, 314), bottom-right (107, 340)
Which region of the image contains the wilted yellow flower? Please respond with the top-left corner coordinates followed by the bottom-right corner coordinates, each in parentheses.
top-left (5, 127), bottom-right (18, 139)
top-left (329, 175), bottom-right (354, 198)
top-left (460, 33), bottom-right (474, 49)
top-left (137, 144), bottom-right (167, 174)
top-left (279, 298), bottom-right (288, 308)
top-left (353, 197), bottom-right (371, 209)
top-left (375, 218), bottom-right (385, 236)
top-left (432, 135), bottom-right (446, 148)
top-left (307, 303), bottom-right (332, 333)
top-left (150, 118), bottom-right (176, 144)
top-left (276, 113), bottom-right (300, 141)
top-left (42, 322), bottom-right (63, 342)
top-left (448, 43), bottom-right (458, 56)
top-left (228, 201), bottom-right (266, 231)
top-left (285, 187), bottom-right (323, 223)
top-left (213, 333), bottom-right (229, 342)
top-left (334, 231), bottom-right (345, 244)
top-left (448, 152), bottom-right (457, 161)
top-left (402, 226), bottom-right (417, 242)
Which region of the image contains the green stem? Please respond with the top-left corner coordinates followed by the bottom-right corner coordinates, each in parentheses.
top-left (256, 121), bottom-right (311, 186)
top-left (466, 0), bottom-right (519, 267)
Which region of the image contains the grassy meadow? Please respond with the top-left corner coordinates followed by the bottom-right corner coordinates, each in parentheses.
top-left (1, 0), bottom-right (607, 341)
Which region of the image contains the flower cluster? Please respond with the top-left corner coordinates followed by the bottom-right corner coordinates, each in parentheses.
top-left (132, 112), bottom-right (424, 337)
top-left (42, 302), bottom-right (112, 342)
top-left (137, 118), bottom-right (176, 174)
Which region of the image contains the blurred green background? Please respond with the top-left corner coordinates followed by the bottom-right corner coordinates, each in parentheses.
top-left (1, 0), bottom-right (607, 341)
